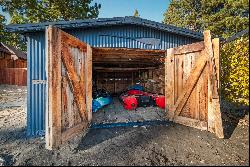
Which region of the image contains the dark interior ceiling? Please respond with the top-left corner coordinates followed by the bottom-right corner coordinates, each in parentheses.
top-left (92, 47), bottom-right (165, 71)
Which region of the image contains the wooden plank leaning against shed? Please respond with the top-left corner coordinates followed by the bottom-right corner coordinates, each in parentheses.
top-left (210, 38), bottom-right (224, 138)
top-left (86, 44), bottom-right (92, 122)
top-left (203, 31), bottom-right (223, 138)
top-left (165, 48), bottom-right (175, 120)
top-left (46, 26), bottom-right (62, 150)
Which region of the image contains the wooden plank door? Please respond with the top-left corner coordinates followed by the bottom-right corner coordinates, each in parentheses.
top-left (165, 30), bottom-right (224, 138)
top-left (45, 26), bottom-right (92, 150)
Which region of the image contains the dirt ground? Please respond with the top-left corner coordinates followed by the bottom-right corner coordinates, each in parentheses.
top-left (92, 97), bottom-right (165, 124)
top-left (0, 85), bottom-right (249, 166)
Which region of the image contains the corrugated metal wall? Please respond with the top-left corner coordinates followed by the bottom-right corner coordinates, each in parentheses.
top-left (66, 25), bottom-right (197, 50)
top-left (27, 32), bottom-right (46, 136)
top-left (26, 25), bottom-right (200, 136)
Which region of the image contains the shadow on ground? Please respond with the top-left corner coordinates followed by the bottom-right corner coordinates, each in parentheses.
top-left (0, 127), bottom-right (27, 145)
top-left (221, 101), bottom-right (249, 139)
top-left (76, 124), bottom-right (172, 152)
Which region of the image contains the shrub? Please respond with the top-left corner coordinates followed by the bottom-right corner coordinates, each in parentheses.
top-left (220, 36), bottom-right (249, 106)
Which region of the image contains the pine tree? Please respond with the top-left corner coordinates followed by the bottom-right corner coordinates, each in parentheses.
top-left (163, 0), bottom-right (249, 38)
top-left (134, 9), bottom-right (140, 17)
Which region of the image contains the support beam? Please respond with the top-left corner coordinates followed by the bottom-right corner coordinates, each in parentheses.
top-left (94, 67), bottom-right (156, 72)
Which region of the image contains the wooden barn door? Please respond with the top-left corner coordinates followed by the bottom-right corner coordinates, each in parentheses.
top-left (165, 30), bottom-right (224, 138)
top-left (45, 26), bottom-right (92, 149)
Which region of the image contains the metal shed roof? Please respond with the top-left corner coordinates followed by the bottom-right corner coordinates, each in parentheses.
top-left (5, 16), bottom-right (203, 40)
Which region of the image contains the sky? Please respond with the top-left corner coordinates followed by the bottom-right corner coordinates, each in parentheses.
top-left (92, 0), bottom-right (170, 22)
top-left (0, 0), bottom-right (170, 24)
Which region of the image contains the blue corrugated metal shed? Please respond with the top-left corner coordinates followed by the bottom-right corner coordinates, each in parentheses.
top-left (5, 16), bottom-right (203, 137)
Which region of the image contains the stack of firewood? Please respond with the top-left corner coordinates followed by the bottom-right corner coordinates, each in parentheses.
top-left (141, 65), bottom-right (165, 94)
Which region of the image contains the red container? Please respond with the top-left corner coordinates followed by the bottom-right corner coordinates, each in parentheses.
top-left (122, 96), bottom-right (138, 110)
top-left (155, 95), bottom-right (165, 109)
top-left (127, 90), bottom-right (144, 96)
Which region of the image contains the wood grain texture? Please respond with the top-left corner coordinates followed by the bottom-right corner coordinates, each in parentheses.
top-left (204, 30), bottom-right (216, 134)
top-left (172, 41), bottom-right (205, 55)
top-left (0, 68), bottom-right (27, 86)
top-left (61, 46), bottom-right (87, 121)
top-left (165, 49), bottom-right (175, 120)
top-left (212, 38), bottom-right (224, 138)
top-left (164, 32), bottom-right (223, 138)
top-left (46, 26), bottom-right (92, 150)
top-left (174, 116), bottom-right (207, 131)
top-left (86, 45), bottom-right (92, 122)
top-left (61, 122), bottom-right (88, 143)
top-left (173, 54), bottom-right (207, 118)
top-left (204, 31), bottom-right (224, 138)
top-left (46, 26), bottom-right (62, 150)
top-left (212, 38), bottom-right (220, 97)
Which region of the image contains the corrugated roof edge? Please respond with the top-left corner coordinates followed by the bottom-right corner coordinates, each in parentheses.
top-left (4, 16), bottom-right (203, 40)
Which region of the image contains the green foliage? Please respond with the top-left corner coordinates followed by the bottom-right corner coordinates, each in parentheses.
top-left (221, 37), bottom-right (249, 105)
top-left (134, 9), bottom-right (140, 17)
top-left (0, 0), bottom-right (101, 24)
top-left (0, 0), bottom-right (101, 51)
top-left (0, 14), bottom-right (25, 50)
top-left (164, 0), bottom-right (249, 105)
top-left (163, 0), bottom-right (203, 31)
top-left (163, 0), bottom-right (249, 38)
top-left (0, 14), bottom-right (5, 37)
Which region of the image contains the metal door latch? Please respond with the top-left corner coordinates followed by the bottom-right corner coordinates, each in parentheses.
top-left (32, 80), bottom-right (47, 84)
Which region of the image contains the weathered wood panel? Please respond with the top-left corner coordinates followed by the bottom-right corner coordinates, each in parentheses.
top-left (0, 68), bottom-right (27, 86)
top-left (46, 26), bottom-right (92, 150)
top-left (165, 31), bottom-right (224, 138)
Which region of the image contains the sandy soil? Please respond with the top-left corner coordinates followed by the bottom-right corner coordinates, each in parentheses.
top-left (0, 85), bottom-right (249, 166)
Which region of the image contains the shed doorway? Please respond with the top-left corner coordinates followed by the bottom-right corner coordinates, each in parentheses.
top-left (91, 48), bottom-right (166, 125)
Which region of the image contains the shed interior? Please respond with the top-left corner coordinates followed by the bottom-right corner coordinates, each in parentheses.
top-left (91, 48), bottom-right (166, 124)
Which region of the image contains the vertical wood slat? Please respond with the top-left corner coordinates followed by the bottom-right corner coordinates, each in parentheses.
top-left (46, 26), bottom-right (62, 150)
top-left (174, 56), bottom-right (178, 104)
top-left (86, 45), bottom-right (92, 122)
top-left (165, 48), bottom-right (175, 120)
top-left (61, 76), bottom-right (68, 131)
top-left (204, 31), bottom-right (224, 138)
top-left (212, 38), bottom-right (224, 138)
top-left (0, 68), bottom-right (27, 86)
top-left (177, 56), bottom-right (183, 99)
top-left (212, 38), bottom-right (220, 96)
top-left (204, 31), bottom-right (216, 133)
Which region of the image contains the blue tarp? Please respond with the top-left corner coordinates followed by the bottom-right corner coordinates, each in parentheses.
top-left (92, 96), bottom-right (113, 112)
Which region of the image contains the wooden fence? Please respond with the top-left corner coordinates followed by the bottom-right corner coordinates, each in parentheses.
top-left (0, 68), bottom-right (27, 86)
